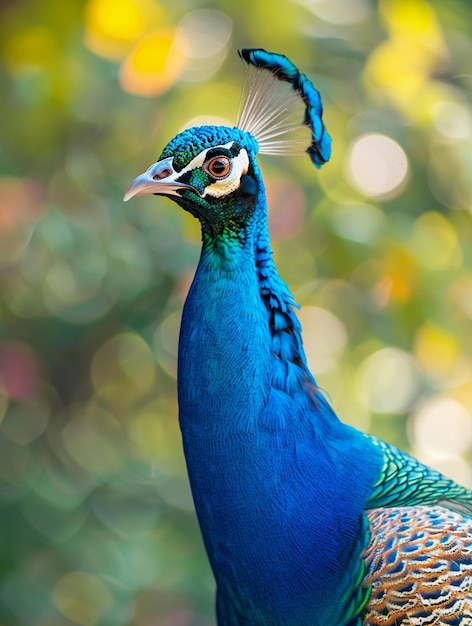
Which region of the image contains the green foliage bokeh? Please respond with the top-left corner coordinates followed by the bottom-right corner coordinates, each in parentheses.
top-left (1, 0), bottom-right (472, 624)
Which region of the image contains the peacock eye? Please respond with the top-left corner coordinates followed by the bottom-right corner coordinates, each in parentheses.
top-left (204, 156), bottom-right (232, 179)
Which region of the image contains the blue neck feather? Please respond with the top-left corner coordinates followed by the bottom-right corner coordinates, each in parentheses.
top-left (178, 158), bottom-right (383, 625)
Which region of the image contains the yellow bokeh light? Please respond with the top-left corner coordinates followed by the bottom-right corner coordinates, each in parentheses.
top-left (84, 0), bottom-right (165, 60)
top-left (365, 0), bottom-right (449, 116)
top-left (414, 322), bottom-right (459, 377)
top-left (375, 247), bottom-right (417, 304)
top-left (380, 0), bottom-right (446, 51)
top-left (366, 39), bottom-right (428, 101)
top-left (127, 408), bottom-right (184, 472)
top-left (52, 571), bottom-right (113, 626)
top-left (410, 212), bottom-right (462, 270)
top-left (61, 405), bottom-right (124, 476)
top-left (91, 332), bottom-right (156, 403)
top-left (86, 0), bottom-right (143, 41)
top-left (120, 29), bottom-right (186, 96)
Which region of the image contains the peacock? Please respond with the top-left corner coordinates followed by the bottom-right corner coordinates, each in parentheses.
top-left (125, 49), bottom-right (472, 625)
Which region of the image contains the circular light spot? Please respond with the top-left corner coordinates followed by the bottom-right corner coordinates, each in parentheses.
top-left (61, 406), bottom-right (123, 476)
top-left (52, 571), bottom-right (112, 626)
top-left (91, 332), bottom-right (155, 399)
top-left (297, 306), bottom-right (347, 374)
top-left (296, 0), bottom-right (371, 24)
top-left (330, 202), bottom-right (384, 244)
top-left (358, 347), bottom-right (419, 413)
top-left (348, 133), bottom-right (408, 198)
top-left (174, 10), bottom-right (232, 59)
top-left (414, 322), bottom-right (459, 377)
top-left (0, 341), bottom-right (39, 401)
top-left (410, 211), bottom-right (462, 270)
top-left (432, 101), bottom-right (472, 140)
top-left (172, 10), bottom-right (232, 82)
top-left (410, 396), bottom-right (472, 457)
top-left (85, 0), bottom-right (144, 44)
top-left (1, 403), bottom-right (49, 445)
top-left (120, 29), bottom-right (185, 96)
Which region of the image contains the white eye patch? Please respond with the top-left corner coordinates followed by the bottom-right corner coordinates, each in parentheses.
top-left (177, 142), bottom-right (235, 176)
top-left (203, 149), bottom-right (249, 198)
top-left (173, 142), bottom-right (249, 199)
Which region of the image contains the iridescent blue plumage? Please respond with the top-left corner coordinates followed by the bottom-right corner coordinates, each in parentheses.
top-left (125, 49), bottom-right (472, 626)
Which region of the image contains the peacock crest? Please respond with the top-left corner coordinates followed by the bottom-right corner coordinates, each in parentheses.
top-left (236, 48), bottom-right (332, 166)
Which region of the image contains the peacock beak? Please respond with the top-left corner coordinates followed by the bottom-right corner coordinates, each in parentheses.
top-left (124, 157), bottom-right (196, 201)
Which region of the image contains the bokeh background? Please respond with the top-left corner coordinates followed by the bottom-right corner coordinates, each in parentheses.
top-left (1, 0), bottom-right (472, 624)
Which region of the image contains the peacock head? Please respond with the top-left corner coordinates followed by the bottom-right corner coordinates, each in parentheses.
top-left (124, 49), bottom-right (331, 235)
top-left (124, 125), bottom-right (261, 232)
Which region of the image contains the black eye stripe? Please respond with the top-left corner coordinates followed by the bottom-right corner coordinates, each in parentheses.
top-left (205, 147), bottom-right (234, 160)
top-left (177, 171), bottom-right (193, 185)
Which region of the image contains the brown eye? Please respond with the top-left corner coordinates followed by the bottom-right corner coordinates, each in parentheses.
top-left (204, 156), bottom-right (232, 179)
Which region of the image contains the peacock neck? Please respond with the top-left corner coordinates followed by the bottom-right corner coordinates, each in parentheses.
top-left (176, 185), bottom-right (381, 626)
top-left (178, 208), bottom-right (275, 435)
top-left (178, 181), bottom-right (317, 436)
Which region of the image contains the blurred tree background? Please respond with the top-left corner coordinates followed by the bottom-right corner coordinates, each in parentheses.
top-left (1, 0), bottom-right (472, 624)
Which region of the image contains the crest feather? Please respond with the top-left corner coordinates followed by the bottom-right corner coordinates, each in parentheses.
top-left (236, 49), bottom-right (332, 168)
